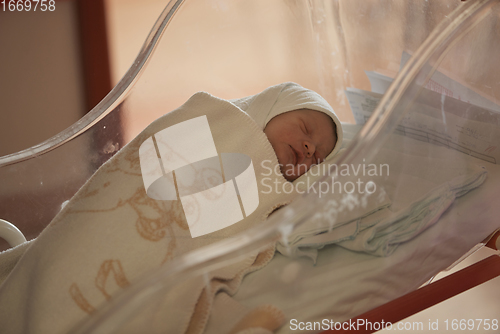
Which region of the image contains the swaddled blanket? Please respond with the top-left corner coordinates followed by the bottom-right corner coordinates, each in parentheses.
top-left (0, 90), bottom-right (301, 334)
top-left (0, 81), bottom-right (356, 334)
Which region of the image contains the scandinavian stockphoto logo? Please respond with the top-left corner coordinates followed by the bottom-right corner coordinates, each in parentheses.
top-left (139, 116), bottom-right (259, 238)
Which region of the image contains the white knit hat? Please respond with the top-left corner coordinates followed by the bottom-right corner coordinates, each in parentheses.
top-left (230, 82), bottom-right (343, 160)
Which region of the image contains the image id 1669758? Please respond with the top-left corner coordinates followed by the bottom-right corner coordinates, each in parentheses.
top-left (1, 0), bottom-right (55, 12)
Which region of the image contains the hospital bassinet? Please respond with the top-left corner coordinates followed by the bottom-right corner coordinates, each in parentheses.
top-left (0, 0), bottom-right (500, 333)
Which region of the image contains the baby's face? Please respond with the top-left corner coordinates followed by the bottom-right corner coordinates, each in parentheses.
top-left (264, 109), bottom-right (337, 181)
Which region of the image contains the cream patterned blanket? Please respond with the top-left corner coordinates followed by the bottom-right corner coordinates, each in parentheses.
top-left (0, 92), bottom-right (296, 334)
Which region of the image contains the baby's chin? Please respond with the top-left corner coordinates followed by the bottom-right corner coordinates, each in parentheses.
top-left (279, 164), bottom-right (301, 182)
top-left (279, 160), bottom-right (317, 181)
top-left (276, 152), bottom-right (308, 181)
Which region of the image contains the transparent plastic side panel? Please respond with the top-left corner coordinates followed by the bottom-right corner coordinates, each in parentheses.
top-left (0, 0), bottom-right (467, 249)
top-left (68, 1), bottom-right (500, 333)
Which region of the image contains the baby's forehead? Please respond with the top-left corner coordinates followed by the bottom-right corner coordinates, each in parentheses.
top-left (277, 108), bottom-right (331, 121)
top-left (296, 109), bottom-right (335, 128)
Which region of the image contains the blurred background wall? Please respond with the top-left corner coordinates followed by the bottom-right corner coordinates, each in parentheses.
top-left (0, 0), bottom-right (112, 157)
top-left (0, 0), bottom-right (113, 248)
top-left (0, 1), bottom-right (84, 156)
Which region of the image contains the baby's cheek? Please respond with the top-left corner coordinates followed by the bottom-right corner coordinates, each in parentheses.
top-left (274, 148), bottom-right (288, 166)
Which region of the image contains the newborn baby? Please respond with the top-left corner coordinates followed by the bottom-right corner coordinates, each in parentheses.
top-left (231, 82), bottom-right (343, 181)
top-left (264, 109), bottom-right (337, 181)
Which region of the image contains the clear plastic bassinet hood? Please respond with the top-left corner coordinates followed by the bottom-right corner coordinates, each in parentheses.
top-left (0, 0), bottom-right (500, 333)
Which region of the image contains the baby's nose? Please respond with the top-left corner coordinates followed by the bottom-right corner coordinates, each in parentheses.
top-left (303, 141), bottom-right (316, 158)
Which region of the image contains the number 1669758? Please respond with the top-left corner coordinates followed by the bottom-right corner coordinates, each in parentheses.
top-left (2, 0), bottom-right (56, 12)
